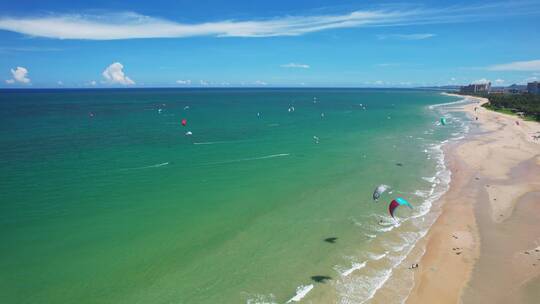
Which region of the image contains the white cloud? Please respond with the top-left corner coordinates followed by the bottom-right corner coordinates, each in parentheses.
top-left (5, 66), bottom-right (30, 84)
top-left (254, 80), bottom-right (267, 86)
top-left (89, 80), bottom-right (97, 86)
top-left (176, 79), bottom-right (191, 85)
top-left (199, 80), bottom-right (209, 86)
top-left (102, 62), bottom-right (134, 85)
top-left (487, 59), bottom-right (540, 71)
top-left (472, 78), bottom-right (490, 84)
top-left (494, 79), bottom-right (504, 84)
top-left (450, 77), bottom-right (456, 81)
top-left (374, 80), bottom-right (384, 85)
top-left (57, 80), bottom-right (63, 85)
top-left (0, 3), bottom-right (530, 40)
top-left (525, 76), bottom-right (538, 82)
top-left (281, 63), bottom-right (310, 69)
top-left (376, 33), bottom-right (436, 40)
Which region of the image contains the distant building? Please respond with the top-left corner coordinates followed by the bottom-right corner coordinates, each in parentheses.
top-left (527, 81), bottom-right (540, 94)
top-left (460, 82), bottom-right (491, 93)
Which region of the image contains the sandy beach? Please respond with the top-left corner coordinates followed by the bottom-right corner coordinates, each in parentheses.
top-left (406, 95), bottom-right (540, 304)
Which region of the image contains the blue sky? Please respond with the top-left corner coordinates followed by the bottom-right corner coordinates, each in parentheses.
top-left (1, 0), bottom-right (539, 88)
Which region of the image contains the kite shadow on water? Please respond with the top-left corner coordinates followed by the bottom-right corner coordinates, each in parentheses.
top-left (311, 275), bottom-right (332, 283)
top-left (323, 237), bottom-right (338, 244)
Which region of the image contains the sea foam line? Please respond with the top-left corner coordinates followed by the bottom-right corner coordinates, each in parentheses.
top-left (353, 96), bottom-right (470, 303)
top-left (340, 106), bottom-right (464, 303)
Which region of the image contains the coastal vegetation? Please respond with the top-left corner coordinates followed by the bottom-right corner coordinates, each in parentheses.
top-left (455, 92), bottom-right (540, 121)
top-left (483, 93), bottom-right (540, 121)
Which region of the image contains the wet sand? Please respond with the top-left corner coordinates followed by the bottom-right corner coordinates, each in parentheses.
top-left (406, 95), bottom-right (540, 304)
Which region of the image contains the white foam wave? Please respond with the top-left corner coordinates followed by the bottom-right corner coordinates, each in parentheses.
top-left (429, 94), bottom-right (471, 109)
top-left (245, 293), bottom-right (277, 304)
top-left (286, 284), bottom-right (313, 303)
top-left (368, 251), bottom-right (388, 261)
top-left (422, 176), bottom-right (437, 183)
top-left (340, 261), bottom-right (367, 277)
top-left (413, 190), bottom-right (429, 198)
top-left (347, 231), bottom-right (425, 304)
top-left (377, 221), bottom-right (400, 232)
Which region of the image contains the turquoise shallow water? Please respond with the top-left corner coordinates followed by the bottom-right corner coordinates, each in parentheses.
top-left (0, 89), bottom-right (465, 303)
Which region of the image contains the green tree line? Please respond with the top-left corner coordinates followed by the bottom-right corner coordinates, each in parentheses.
top-left (455, 92), bottom-right (540, 121)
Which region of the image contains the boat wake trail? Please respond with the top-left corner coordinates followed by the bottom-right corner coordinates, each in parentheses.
top-left (204, 153), bottom-right (290, 165)
top-left (193, 140), bottom-right (250, 145)
top-left (119, 162), bottom-right (170, 171)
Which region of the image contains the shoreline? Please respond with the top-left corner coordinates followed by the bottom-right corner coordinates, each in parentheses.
top-left (405, 94), bottom-right (540, 303)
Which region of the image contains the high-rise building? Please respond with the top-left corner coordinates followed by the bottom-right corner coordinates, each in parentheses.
top-left (460, 82), bottom-right (491, 93)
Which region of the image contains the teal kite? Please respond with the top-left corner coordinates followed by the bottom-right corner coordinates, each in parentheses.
top-left (388, 197), bottom-right (413, 218)
top-left (440, 117), bottom-right (447, 125)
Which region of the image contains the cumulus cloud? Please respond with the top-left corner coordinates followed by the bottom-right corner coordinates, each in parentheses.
top-left (199, 80), bottom-right (209, 86)
top-left (254, 80), bottom-right (267, 86)
top-left (376, 33), bottom-right (436, 40)
top-left (176, 79), bottom-right (191, 85)
top-left (472, 78), bottom-right (490, 84)
top-left (102, 62), bottom-right (134, 85)
top-left (5, 66), bottom-right (30, 84)
top-left (487, 59), bottom-right (540, 71)
top-left (494, 78), bottom-right (504, 84)
top-left (281, 63), bottom-right (310, 69)
top-left (0, 3), bottom-right (533, 40)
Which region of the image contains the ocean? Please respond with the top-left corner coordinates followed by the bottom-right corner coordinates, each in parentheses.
top-left (0, 88), bottom-right (469, 303)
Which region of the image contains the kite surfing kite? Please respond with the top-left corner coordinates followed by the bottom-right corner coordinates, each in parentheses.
top-left (372, 184), bottom-right (390, 201)
top-left (440, 117), bottom-right (447, 126)
top-left (388, 197), bottom-right (413, 218)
